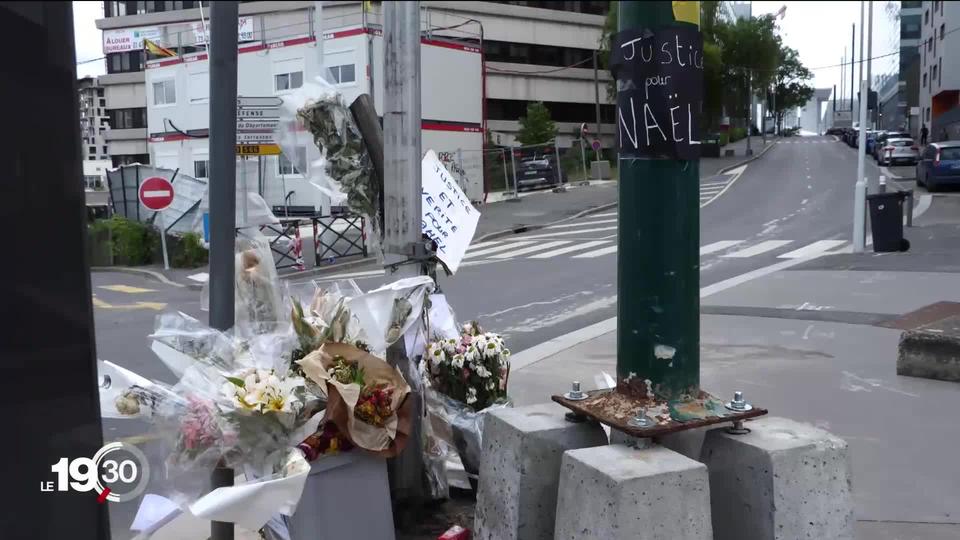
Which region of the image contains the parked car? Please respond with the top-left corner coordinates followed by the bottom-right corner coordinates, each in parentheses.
top-left (877, 138), bottom-right (919, 166)
top-left (826, 127), bottom-right (844, 136)
top-left (872, 131), bottom-right (910, 161)
top-left (916, 142), bottom-right (960, 191)
top-left (515, 154), bottom-right (557, 191)
top-left (865, 130), bottom-right (885, 156)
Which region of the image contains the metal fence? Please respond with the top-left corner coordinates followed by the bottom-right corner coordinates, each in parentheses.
top-left (312, 214), bottom-right (367, 265)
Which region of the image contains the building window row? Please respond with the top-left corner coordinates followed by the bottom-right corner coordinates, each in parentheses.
top-left (108, 107), bottom-right (147, 129)
top-left (483, 39), bottom-right (595, 69)
top-left (327, 64), bottom-right (356, 85)
top-left (274, 71), bottom-right (304, 92)
top-left (104, 1), bottom-right (208, 18)
top-left (107, 51), bottom-right (144, 74)
top-left (489, 1), bottom-right (608, 16)
top-left (112, 154), bottom-right (151, 167)
top-left (487, 98), bottom-right (615, 124)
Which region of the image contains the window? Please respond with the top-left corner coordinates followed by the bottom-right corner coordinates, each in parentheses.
top-left (939, 57), bottom-right (942, 86)
top-left (103, 146), bottom-right (108, 155)
top-left (106, 50), bottom-right (144, 74)
top-left (923, 72), bottom-right (927, 87)
top-left (928, 38), bottom-right (932, 51)
top-left (153, 80), bottom-right (176, 105)
top-left (941, 23), bottom-right (946, 39)
top-left (188, 72), bottom-right (209, 102)
top-left (328, 64), bottom-right (356, 84)
top-left (107, 108), bottom-right (147, 129)
top-left (274, 71), bottom-right (304, 92)
top-left (925, 10), bottom-right (929, 24)
top-left (193, 159), bottom-right (209, 178)
top-left (99, 98), bottom-right (106, 107)
top-left (926, 108), bottom-right (931, 122)
top-left (933, 64), bottom-right (938, 82)
top-left (88, 146), bottom-right (96, 155)
top-left (278, 147), bottom-right (307, 175)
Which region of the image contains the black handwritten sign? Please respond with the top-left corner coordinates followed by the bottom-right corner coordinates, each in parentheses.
top-left (610, 26), bottom-right (703, 160)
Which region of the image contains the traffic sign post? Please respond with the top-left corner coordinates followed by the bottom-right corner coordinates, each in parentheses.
top-left (591, 138), bottom-right (602, 152)
top-left (139, 176), bottom-right (174, 270)
top-left (236, 97), bottom-right (282, 225)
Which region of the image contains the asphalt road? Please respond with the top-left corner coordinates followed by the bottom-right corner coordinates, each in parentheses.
top-left (293, 135), bottom-right (891, 355)
top-left (93, 134), bottom-right (897, 536)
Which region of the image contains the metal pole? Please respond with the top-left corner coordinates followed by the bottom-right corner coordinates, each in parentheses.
top-left (853, 1), bottom-right (868, 253)
top-left (580, 137), bottom-right (587, 182)
top-left (593, 50), bottom-right (602, 162)
top-left (510, 148), bottom-right (518, 197)
top-left (617, 1), bottom-right (699, 400)
top-left (500, 148), bottom-right (509, 192)
top-left (554, 137), bottom-right (563, 184)
top-left (866, 0), bottom-right (874, 186)
top-left (207, 3), bottom-right (238, 539)
top-left (851, 23), bottom-right (855, 114)
top-left (746, 71), bottom-right (753, 154)
top-left (314, 1), bottom-right (325, 76)
top-left (240, 157), bottom-right (248, 224)
top-left (159, 212), bottom-right (170, 270)
top-left (457, 147), bottom-right (464, 188)
top-left (383, 0), bottom-right (425, 503)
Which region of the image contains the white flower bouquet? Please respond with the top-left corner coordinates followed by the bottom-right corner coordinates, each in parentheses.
top-left (423, 322), bottom-right (510, 411)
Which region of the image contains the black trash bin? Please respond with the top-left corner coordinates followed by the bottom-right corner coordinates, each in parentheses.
top-left (867, 191), bottom-right (910, 252)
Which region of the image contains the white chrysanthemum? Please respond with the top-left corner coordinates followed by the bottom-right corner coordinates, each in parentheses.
top-left (452, 354), bottom-right (465, 369)
top-left (466, 386), bottom-right (478, 404)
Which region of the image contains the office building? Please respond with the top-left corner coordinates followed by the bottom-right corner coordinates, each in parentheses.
top-left (78, 76), bottom-right (110, 162)
top-left (919, 0), bottom-right (960, 141)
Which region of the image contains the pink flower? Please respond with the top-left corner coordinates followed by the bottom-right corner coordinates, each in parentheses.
top-left (462, 335), bottom-right (473, 345)
top-left (456, 345), bottom-right (466, 354)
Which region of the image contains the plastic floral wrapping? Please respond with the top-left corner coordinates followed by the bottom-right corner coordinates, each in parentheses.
top-left (419, 299), bottom-right (514, 486)
top-left (274, 76), bottom-right (382, 258)
top-left (234, 228), bottom-right (287, 337)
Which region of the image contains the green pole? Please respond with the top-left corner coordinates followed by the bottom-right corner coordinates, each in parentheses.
top-left (616, 1), bottom-right (701, 401)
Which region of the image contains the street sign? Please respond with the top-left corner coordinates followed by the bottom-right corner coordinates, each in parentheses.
top-left (138, 176), bottom-right (174, 211)
top-left (236, 144), bottom-right (282, 156)
top-left (237, 96), bottom-right (282, 108)
top-left (236, 120), bottom-right (279, 131)
top-left (237, 108), bottom-right (279, 119)
top-left (236, 132), bottom-right (276, 143)
top-left (591, 139), bottom-right (602, 152)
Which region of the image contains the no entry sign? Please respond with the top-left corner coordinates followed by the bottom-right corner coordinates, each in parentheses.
top-left (139, 176), bottom-right (174, 211)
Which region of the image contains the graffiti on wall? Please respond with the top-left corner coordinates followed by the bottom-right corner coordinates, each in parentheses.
top-left (437, 151), bottom-right (468, 187)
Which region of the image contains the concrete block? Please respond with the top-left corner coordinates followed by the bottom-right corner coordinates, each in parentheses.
top-left (897, 326), bottom-right (960, 382)
top-left (474, 402), bottom-right (607, 540)
top-left (554, 444), bottom-right (713, 540)
top-left (700, 416), bottom-right (854, 540)
top-left (590, 160), bottom-right (611, 179)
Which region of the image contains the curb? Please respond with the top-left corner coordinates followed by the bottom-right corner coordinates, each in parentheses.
top-left (476, 201), bottom-right (619, 243)
top-left (91, 266), bottom-right (188, 288)
top-left (279, 256), bottom-right (376, 282)
top-left (716, 139), bottom-right (777, 175)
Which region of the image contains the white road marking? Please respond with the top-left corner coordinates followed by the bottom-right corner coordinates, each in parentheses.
top-left (466, 240), bottom-right (504, 251)
top-left (544, 218), bottom-right (617, 229)
top-left (489, 240), bottom-right (570, 259)
top-left (572, 244), bottom-right (618, 258)
top-left (777, 240), bottom-right (847, 259)
top-left (722, 240), bottom-right (793, 258)
top-left (700, 164), bottom-right (748, 208)
top-left (699, 240), bottom-right (743, 255)
top-left (589, 211), bottom-right (618, 218)
top-left (700, 181), bottom-right (730, 187)
top-left (464, 241), bottom-right (535, 258)
top-left (529, 240), bottom-right (612, 259)
top-left (515, 225), bottom-right (618, 240)
top-left (187, 272), bottom-right (209, 283)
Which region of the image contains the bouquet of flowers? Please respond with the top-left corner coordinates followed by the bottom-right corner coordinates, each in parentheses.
top-left (424, 322), bottom-right (511, 411)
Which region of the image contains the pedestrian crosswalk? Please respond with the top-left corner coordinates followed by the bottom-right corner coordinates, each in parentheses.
top-left (461, 235), bottom-right (847, 262)
top-left (776, 139), bottom-right (830, 144)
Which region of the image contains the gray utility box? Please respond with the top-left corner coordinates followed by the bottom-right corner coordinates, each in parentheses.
top-left (591, 160), bottom-right (612, 180)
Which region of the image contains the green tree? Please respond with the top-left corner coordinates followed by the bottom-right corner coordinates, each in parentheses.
top-left (767, 45), bottom-right (814, 132)
top-left (516, 102), bottom-right (558, 145)
top-left (717, 14), bottom-right (779, 122)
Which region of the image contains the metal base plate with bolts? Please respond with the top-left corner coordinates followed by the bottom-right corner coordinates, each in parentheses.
top-left (553, 388), bottom-right (767, 438)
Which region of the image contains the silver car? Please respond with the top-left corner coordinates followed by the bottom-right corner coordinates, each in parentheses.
top-left (878, 138), bottom-right (919, 166)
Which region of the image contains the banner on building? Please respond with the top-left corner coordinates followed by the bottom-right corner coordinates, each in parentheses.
top-left (192, 17), bottom-right (255, 45)
top-left (103, 26), bottom-right (165, 54)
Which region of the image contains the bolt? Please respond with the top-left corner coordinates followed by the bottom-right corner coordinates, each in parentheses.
top-left (725, 390), bottom-right (753, 412)
top-left (627, 408), bottom-right (655, 429)
top-left (726, 419), bottom-right (751, 435)
top-left (564, 380), bottom-right (588, 401)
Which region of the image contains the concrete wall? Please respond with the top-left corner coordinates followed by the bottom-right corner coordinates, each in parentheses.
top-left (105, 82), bottom-right (146, 110)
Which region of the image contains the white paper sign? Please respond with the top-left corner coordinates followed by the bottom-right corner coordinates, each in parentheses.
top-left (421, 150), bottom-right (480, 273)
top-left (193, 17), bottom-right (255, 45)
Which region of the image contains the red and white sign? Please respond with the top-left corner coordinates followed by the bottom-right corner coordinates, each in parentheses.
top-left (139, 176), bottom-right (174, 211)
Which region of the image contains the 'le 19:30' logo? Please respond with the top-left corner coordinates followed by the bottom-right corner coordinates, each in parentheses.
top-left (41, 442), bottom-right (150, 503)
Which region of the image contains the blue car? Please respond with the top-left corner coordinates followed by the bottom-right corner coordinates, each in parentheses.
top-left (916, 142), bottom-right (960, 191)
top-left (865, 131), bottom-right (884, 156)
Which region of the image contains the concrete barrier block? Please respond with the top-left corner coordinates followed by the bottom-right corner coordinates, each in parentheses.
top-left (700, 416), bottom-right (854, 540)
top-left (897, 327), bottom-right (960, 382)
top-left (474, 402), bottom-right (607, 540)
top-left (554, 444), bottom-right (713, 540)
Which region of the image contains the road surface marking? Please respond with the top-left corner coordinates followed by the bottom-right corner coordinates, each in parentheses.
top-left (490, 240), bottom-right (570, 259)
top-left (700, 181), bottom-right (730, 187)
top-left (92, 297), bottom-right (167, 311)
top-left (529, 240), bottom-right (612, 259)
top-left (516, 225), bottom-right (618, 240)
top-left (699, 240), bottom-right (743, 255)
top-left (466, 240), bottom-right (504, 251)
top-left (187, 272), bottom-right (209, 283)
top-left (464, 241), bottom-right (536, 258)
top-left (777, 240), bottom-right (847, 259)
top-left (572, 245), bottom-right (618, 258)
top-left (545, 218), bottom-right (617, 229)
top-left (700, 164), bottom-right (748, 208)
top-left (589, 212), bottom-right (618, 218)
top-left (721, 240), bottom-right (793, 258)
top-left (98, 285), bottom-right (156, 294)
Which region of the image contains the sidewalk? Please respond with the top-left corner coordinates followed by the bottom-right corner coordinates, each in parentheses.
top-left (508, 194), bottom-right (960, 540)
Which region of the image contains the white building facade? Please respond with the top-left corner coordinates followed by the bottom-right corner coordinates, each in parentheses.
top-left (919, 0), bottom-right (960, 141)
top-left (78, 76), bottom-right (110, 162)
top-left (144, 25), bottom-right (484, 210)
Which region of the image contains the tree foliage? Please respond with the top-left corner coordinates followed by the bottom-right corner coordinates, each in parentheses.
top-left (767, 46), bottom-right (815, 131)
top-left (716, 15), bottom-right (779, 119)
top-left (517, 102), bottom-right (558, 145)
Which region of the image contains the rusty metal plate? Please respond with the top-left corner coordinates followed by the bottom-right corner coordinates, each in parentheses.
top-left (553, 389), bottom-right (767, 438)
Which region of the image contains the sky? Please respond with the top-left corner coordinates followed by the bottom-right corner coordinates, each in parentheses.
top-left (73, 0), bottom-right (901, 92)
top-left (74, 1), bottom-right (105, 78)
top-left (752, 1), bottom-right (901, 96)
